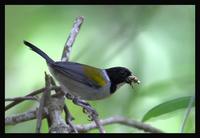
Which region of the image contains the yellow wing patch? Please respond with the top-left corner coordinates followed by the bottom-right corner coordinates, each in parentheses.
top-left (83, 65), bottom-right (107, 87)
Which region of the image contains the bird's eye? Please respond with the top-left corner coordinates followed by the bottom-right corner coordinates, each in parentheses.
top-left (120, 71), bottom-right (126, 76)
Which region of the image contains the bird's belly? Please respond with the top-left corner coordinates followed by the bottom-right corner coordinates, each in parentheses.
top-left (61, 78), bottom-right (111, 100)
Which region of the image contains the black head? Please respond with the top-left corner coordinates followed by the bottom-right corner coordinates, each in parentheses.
top-left (106, 67), bottom-right (134, 93)
top-left (106, 67), bottom-right (132, 84)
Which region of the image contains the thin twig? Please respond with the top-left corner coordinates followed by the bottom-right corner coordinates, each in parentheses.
top-left (63, 105), bottom-right (78, 133)
top-left (5, 96), bottom-right (38, 101)
top-left (61, 16), bottom-right (84, 62)
top-left (5, 86), bottom-right (60, 111)
top-left (75, 116), bottom-right (164, 133)
top-left (35, 72), bottom-right (51, 133)
top-left (180, 95), bottom-right (195, 133)
top-left (35, 94), bottom-right (45, 133)
top-left (92, 116), bottom-right (106, 133)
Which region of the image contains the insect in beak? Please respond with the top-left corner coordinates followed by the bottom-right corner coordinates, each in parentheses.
top-left (126, 75), bottom-right (140, 88)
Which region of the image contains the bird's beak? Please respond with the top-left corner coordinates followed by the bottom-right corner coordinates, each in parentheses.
top-left (126, 75), bottom-right (140, 88)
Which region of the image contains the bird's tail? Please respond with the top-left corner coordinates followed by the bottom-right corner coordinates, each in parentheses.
top-left (24, 40), bottom-right (54, 64)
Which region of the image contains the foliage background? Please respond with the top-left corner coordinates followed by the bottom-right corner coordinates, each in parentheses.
top-left (5, 5), bottom-right (195, 133)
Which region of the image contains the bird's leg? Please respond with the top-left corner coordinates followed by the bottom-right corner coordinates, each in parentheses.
top-left (72, 97), bottom-right (98, 120)
top-left (65, 93), bottom-right (98, 120)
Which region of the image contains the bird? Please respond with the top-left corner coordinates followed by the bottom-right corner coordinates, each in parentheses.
top-left (24, 40), bottom-right (140, 100)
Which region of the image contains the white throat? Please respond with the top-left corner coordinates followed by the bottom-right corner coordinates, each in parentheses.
top-left (116, 82), bottom-right (126, 90)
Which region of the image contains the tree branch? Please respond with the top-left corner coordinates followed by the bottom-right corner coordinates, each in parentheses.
top-left (35, 72), bottom-right (51, 133)
top-left (5, 108), bottom-right (46, 125)
top-left (47, 92), bottom-right (69, 133)
top-left (61, 16), bottom-right (84, 62)
top-left (75, 116), bottom-right (164, 133)
top-left (5, 112), bottom-right (163, 133)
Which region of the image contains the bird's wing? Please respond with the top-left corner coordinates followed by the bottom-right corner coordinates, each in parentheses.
top-left (51, 62), bottom-right (108, 88)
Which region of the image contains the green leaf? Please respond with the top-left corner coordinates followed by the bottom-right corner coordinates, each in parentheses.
top-left (142, 96), bottom-right (195, 122)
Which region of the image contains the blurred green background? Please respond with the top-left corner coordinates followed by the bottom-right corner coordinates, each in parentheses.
top-left (5, 5), bottom-right (195, 133)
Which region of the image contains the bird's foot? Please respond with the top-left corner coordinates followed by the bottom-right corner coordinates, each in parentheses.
top-left (72, 97), bottom-right (98, 120)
